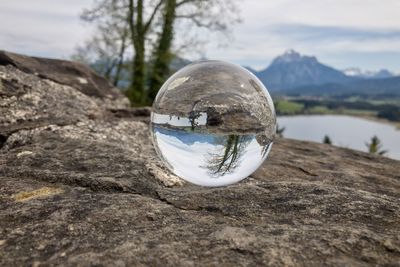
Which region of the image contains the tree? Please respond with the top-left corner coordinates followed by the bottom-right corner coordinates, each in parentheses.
top-left (74, 0), bottom-right (240, 106)
top-left (204, 135), bottom-right (252, 176)
top-left (276, 124), bottom-right (285, 137)
top-left (365, 135), bottom-right (388, 155)
top-left (148, 0), bottom-right (176, 100)
top-left (149, 0), bottom-right (241, 98)
top-left (323, 135), bottom-right (332, 145)
top-left (73, 0), bottom-right (130, 87)
top-left (127, 0), bottom-right (165, 104)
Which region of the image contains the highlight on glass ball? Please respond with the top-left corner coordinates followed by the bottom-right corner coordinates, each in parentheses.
top-left (150, 60), bottom-right (276, 187)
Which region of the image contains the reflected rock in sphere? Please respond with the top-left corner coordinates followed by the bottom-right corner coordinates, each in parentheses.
top-left (151, 60), bottom-right (276, 186)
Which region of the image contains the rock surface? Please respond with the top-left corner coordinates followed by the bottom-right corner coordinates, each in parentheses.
top-left (0, 52), bottom-right (400, 266)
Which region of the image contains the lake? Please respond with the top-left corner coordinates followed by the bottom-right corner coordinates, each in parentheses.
top-left (277, 115), bottom-right (400, 160)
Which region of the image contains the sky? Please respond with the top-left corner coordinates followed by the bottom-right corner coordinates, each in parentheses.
top-left (0, 0), bottom-right (399, 72)
top-left (154, 129), bottom-right (265, 186)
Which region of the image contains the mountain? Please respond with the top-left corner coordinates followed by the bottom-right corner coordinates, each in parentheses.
top-left (343, 67), bottom-right (395, 79)
top-left (170, 57), bottom-right (192, 72)
top-left (254, 50), bottom-right (352, 91)
top-left (249, 50), bottom-right (400, 96)
top-left (244, 66), bottom-right (258, 74)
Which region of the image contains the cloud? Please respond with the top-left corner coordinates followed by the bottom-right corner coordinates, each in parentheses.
top-left (203, 23), bottom-right (400, 70)
top-left (202, 0), bottom-right (400, 71)
top-left (0, 0), bottom-right (399, 71)
top-left (0, 0), bottom-right (93, 58)
top-left (238, 0), bottom-right (400, 31)
top-left (269, 24), bottom-right (400, 43)
top-left (264, 24), bottom-right (400, 55)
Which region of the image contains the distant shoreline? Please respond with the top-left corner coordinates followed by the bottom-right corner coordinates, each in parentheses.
top-left (277, 113), bottom-right (400, 130)
top-left (274, 97), bottom-right (400, 130)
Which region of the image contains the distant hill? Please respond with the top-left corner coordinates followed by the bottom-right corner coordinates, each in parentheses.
top-left (247, 50), bottom-right (400, 96)
top-left (284, 76), bottom-right (400, 97)
top-left (252, 50), bottom-right (352, 91)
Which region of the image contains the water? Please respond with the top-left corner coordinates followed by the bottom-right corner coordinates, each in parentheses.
top-left (278, 115), bottom-right (400, 160)
top-left (151, 61), bottom-right (276, 186)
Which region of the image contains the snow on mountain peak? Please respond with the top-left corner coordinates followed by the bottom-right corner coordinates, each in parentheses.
top-left (272, 50), bottom-right (318, 64)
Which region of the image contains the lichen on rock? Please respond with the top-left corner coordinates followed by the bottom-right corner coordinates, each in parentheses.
top-left (12, 187), bottom-right (64, 202)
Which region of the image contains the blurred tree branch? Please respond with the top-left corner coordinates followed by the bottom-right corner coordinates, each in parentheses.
top-left (72, 0), bottom-right (241, 106)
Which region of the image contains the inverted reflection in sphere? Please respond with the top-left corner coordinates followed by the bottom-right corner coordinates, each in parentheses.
top-left (151, 60), bottom-right (276, 187)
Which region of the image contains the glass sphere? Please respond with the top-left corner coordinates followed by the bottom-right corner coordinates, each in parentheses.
top-left (151, 60), bottom-right (276, 187)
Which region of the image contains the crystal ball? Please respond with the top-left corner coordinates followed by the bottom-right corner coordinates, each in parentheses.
top-left (151, 60), bottom-right (276, 187)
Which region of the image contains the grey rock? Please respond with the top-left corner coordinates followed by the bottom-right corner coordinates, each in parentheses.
top-left (0, 50), bottom-right (129, 109)
top-left (0, 52), bottom-right (400, 266)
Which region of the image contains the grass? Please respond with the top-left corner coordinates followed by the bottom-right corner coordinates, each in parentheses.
top-left (344, 97), bottom-right (400, 107)
top-left (275, 100), bottom-right (304, 115)
top-left (303, 106), bottom-right (377, 117)
top-left (275, 99), bottom-right (381, 119)
top-left (335, 108), bottom-right (377, 117)
top-left (304, 106), bottom-right (377, 117)
top-left (306, 106), bottom-right (330, 114)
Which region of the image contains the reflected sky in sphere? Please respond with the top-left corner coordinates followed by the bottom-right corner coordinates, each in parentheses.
top-left (152, 126), bottom-right (272, 187)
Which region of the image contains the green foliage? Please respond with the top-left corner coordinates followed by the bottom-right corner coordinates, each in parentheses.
top-left (365, 135), bottom-right (388, 155)
top-left (307, 105), bottom-right (330, 114)
top-left (275, 100), bottom-right (304, 115)
top-left (293, 98), bottom-right (400, 121)
top-left (274, 97), bottom-right (400, 124)
top-left (378, 106), bottom-right (400, 122)
top-left (323, 135), bottom-right (332, 145)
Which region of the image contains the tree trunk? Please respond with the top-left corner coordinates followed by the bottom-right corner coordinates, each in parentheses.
top-left (148, 0), bottom-right (177, 101)
top-left (131, 39), bottom-right (145, 104)
top-left (113, 25), bottom-right (128, 87)
top-left (127, 0), bottom-right (146, 105)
